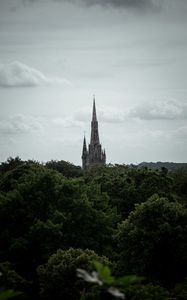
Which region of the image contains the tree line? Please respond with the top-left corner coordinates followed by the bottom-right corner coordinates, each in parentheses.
top-left (0, 157), bottom-right (187, 299)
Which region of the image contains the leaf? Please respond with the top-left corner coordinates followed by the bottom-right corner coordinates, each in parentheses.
top-left (0, 289), bottom-right (22, 300)
top-left (93, 261), bottom-right (114, 285)
top-left (93, 261), bottom-right (103, 273)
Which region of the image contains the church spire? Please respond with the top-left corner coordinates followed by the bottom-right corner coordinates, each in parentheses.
top-left (81, 97), bottom-right (106, 170)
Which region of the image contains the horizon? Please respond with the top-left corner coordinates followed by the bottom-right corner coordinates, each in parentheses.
top-left (1, 156), bottom-right (187, 168)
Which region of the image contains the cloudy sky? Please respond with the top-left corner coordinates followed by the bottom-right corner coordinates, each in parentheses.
top-left (0, 0), bottom-right (187, 165)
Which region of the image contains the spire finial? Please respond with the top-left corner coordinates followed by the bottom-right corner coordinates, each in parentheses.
top-left (83, 132), bottom-right (86, 144)
top-left (92, 95), bottom-right (97, 122)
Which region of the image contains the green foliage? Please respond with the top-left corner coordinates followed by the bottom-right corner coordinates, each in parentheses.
top-left (0, 289), bottom-right (22, 300)
top-left (173, 168), bottom-right (187, 204)
top-left (171, 278), bottom-right (187, 300)
top-left (126, 284), bottom-right (170, 300)
top-left (116, 194), bottom-right (187, 287)
top-left (94, 261), bottom-right (114, 285)
top-left (77, 262), bottom-right (144, 299)
top-left (37, 248), bottom-right (109, 300)
top-left (55, 178), bottom-right (117, 255)
top-left (0, 157), bottom-right (23, 176)
top-left (46, 160), bottom-right (83, 178)
top-left (0, 158), bottom-right (187, 299)
top-left (94, 261), bottom-right (144, 288)
top-left (28, 218), bottom-right (64, 262)
top-left (0, 262), bottom-right (31, 293)
top-left (85, 164), bottom-right (173, 219)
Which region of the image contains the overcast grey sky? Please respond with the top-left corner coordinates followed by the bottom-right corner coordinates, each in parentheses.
top-left (0, 0), bottom-right (187, 165)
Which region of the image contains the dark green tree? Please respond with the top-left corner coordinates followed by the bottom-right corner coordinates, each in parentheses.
top-left (37, 248), bottom-right (109, 300)
top-left (56, 178), bottom-right (117, 256)
top-left (116, 194), bottom-right (187, 288)
top-left (0, 157), bottom-right (23, 176)
top-left (126, 284), bottom-right (169, 300)
top-left (46, 160), bottom-right (83, 178)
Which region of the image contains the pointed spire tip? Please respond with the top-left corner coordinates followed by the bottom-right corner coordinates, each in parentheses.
top-left (92, 95), bottom-right (97, 122)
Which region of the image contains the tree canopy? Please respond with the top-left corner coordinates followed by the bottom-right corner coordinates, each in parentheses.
top-left (0, 157), bottom-right (186, 299)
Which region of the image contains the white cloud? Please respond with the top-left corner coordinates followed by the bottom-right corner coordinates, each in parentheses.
top-left (73, 101), bottom-right (187, 124)
top-left (73, 108), bottom-right (91, 122)
top-left (99, 106), bottom-right (128, 123)
top-left (130, 100), bottom-right (187, 120)
top-left (0, 115), bottom-right (43, 135)
top-left (52, 117), bottom-right (84, 128)
top-left (0, 61), bottom-right (70, 88)
top-left (50, 106), bottom-right (128, 131)
top-left (74, 106), bottom-right (129, 123)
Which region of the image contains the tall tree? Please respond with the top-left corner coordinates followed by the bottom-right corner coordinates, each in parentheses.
top-left (116, 195), bottom-right (187, 288)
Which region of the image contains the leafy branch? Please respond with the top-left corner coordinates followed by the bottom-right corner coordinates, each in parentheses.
top-left (77, 261), bottom-right (144, 299)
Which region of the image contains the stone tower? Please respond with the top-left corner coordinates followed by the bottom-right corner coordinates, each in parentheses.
top-left (82, 97), bottom-right (106, 170)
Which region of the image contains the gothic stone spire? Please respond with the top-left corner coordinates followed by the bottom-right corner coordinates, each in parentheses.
top-left (82, 97), bottom-right (106, 170)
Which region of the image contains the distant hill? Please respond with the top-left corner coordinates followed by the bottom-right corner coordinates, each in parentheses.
top-left (138, 161), bottom-right (187, 171)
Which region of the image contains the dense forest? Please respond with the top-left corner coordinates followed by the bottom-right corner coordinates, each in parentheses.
top-left (0, 157), bottom-right (187, 300)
